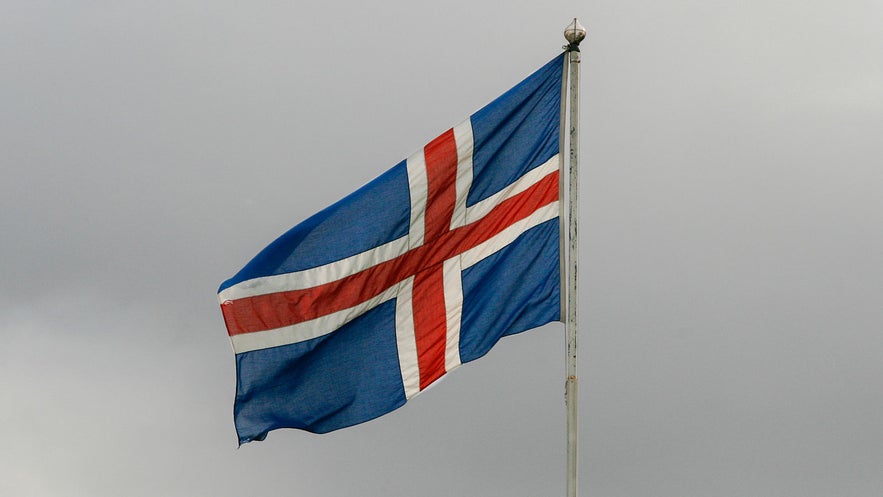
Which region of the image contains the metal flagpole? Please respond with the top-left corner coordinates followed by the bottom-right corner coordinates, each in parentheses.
top-left (563, 18), bottom-right (586, 497)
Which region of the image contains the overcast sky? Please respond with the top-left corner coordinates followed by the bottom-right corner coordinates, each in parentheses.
top-left (2, 1), bottom-right (882, 496)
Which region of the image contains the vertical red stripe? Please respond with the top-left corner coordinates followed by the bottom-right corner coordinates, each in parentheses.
top-left (412, 128), bottom-right (459, 389)
top-left (423, 129), bottom-right (458, 241)
top-left (412, 267), bottom-right (448, 389)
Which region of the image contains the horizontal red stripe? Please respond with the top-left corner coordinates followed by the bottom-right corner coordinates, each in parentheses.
top-left (221, 170), bottom-right (559, 336)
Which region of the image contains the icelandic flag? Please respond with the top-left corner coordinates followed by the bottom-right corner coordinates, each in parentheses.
top-left (219, 53), bottom-right (564, 444)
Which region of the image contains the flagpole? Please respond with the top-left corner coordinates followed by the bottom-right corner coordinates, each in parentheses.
top-left (563, 18), bottom-right (586, 497)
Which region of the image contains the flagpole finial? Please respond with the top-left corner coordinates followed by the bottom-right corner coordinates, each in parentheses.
top-left (563, 18), bottom-right (586, 51)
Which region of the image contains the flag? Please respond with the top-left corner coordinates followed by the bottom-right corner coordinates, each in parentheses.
top-left (218, 53), bottom-right (564, 444)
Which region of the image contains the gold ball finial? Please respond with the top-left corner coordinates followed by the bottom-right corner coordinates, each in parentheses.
top-left (564, 18), bottom-right (586, 46)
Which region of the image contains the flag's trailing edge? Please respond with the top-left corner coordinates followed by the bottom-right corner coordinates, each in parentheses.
top-left (219, 53), bottom-right (564, 444)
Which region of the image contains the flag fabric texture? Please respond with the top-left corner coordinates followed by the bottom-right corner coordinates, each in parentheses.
top-left (219, 54), bottom-right (564, 444)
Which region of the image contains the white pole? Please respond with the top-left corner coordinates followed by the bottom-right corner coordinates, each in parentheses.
top-left (563, 18), bottom-right (586, 497)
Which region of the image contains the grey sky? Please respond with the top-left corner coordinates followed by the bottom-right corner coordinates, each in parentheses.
top-left (2, 1), bottom-right (882, 496)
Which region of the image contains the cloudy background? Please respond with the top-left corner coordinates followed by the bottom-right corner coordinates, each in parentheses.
top-left (2, 1), bottom-right (882, 496)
